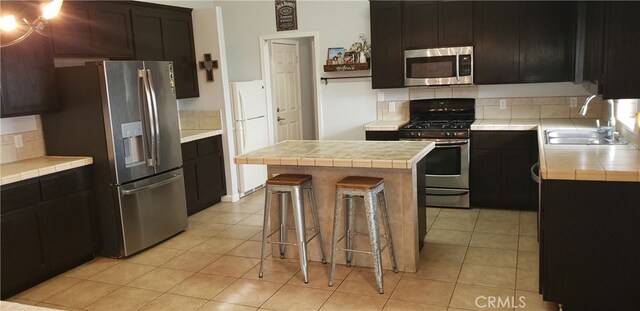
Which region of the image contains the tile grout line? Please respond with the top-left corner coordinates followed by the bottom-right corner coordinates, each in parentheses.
top-left (446, 208), bottom-right (478, 308)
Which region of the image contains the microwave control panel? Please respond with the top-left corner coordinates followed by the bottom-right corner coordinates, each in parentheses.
top-left (459, 55), bottom-right (472, 76)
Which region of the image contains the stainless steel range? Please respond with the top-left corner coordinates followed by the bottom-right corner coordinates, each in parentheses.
top-left (400, 98), bottom-right (475, 208)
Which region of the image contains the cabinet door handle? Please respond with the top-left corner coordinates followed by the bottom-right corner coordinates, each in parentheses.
top-left (455, 51), bottom-right (460, 81)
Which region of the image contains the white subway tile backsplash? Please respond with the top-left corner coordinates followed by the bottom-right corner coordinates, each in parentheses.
top-left (483, 105), bottom-right (512, 119)
top-left (532, 97), bottom-right (565, 105)
top-left (506, 97), bottom-right (532, 106)
top-left (452, 86), bottom-right (479, 98)
top-left (0, 115), bottom-right (46, 164)
top-left (409, 88), bottom-right (435, 100)
top-left (511, 105), bottom-right (540, 119)
top-left (474, 96), bottom-right (604, 120)
top-left (434, 87), bottom-right (453, 98)
top-left (476, 98), bottom-right (499, 106)
top-left (540, 105), bottom-right (571, 119)
top-left (179, 110), bottom-right (223, 130)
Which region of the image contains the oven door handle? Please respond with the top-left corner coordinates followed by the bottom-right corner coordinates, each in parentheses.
top-left (426, 188), bottom-right (469, 196)
top-left (435, 140), bottom-right (469, 147)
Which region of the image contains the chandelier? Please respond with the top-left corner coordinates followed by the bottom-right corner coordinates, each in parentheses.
top-left (0, 0), bottom-right (63, 48)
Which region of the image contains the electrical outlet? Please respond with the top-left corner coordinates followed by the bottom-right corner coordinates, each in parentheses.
top-left (377, 91), bottom-right (384, 102)
top-left (14, 135), bottom-right (23, 148)
top-left (388, 101), bottom-right (396, 112)
top-left (499, 99), bottom-right (507, 110)
top-left (570, 97), bottom-right (578, 107)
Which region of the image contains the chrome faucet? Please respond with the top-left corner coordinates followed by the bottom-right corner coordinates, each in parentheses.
top-left (579, 95), bottom-right (617, 140)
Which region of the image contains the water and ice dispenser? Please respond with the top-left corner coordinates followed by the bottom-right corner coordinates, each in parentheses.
top-left (121, 122), bottom-right (145, 167)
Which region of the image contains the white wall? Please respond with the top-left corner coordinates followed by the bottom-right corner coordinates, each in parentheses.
top-left (178, 9), bottom-right (225, 112)
top-left (215, 0), bottom-right (376, 140)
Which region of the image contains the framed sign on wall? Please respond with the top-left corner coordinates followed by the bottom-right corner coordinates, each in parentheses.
top-left (275, 0), bottom-right (297, 31)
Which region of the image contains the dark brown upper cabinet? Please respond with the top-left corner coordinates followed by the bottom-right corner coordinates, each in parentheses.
top-left (580, 1), bottom-right (640, 99)
top-left (131, 5), bottom-right (199, 99)
top-left (1, 1), bottom-right (58, 118)
top-left (581, 1), bottom-right (605, 94)
top-left (49, 1), bottom-right (199, 99)
top-left (474, 1), bottom-right (576, 85)
top-left (601, 2), bottom-right (640, 99)
top-left (519, 2), bottom-right (576, 83)
top-left (50, 1), bottom-right (135, 58)
top-left (370, 1), bottom-right (404, 89)
top-left (473, 2), bottom-right (519, 84)
top-left (402, 1), bottom-right (473, 50)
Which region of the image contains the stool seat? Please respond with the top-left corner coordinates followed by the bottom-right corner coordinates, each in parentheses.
top-left (266, 174), bottom-right (312, 186)
top-left (336, 176), bottom-right (384, 190)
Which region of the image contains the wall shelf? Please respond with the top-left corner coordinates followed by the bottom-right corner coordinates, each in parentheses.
top-left (320, 76), bottom-right (372, 84)
top-left (323, 63), bottom-right (370, 72)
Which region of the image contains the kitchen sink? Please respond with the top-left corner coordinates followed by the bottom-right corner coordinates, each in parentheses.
top-left (545, 130), bottom-right (627, 145)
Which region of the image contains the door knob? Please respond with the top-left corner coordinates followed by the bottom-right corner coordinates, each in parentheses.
top-left (277, 116), bottom-right (285, 122)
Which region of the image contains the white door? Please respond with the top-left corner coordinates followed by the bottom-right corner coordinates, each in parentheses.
top-left (270, 40), bottom-right (303, 142)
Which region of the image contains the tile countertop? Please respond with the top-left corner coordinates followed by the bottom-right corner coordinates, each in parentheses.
top-left (180, 129), bottom-right (223, 143)
top-left (234, 140), bottom-right (435, 169)
top-left (472, 118), bottom-right (640, 182)
top-left (1, 156), bottom-right (94, 186)
top-left (364, 120), bottom-right (409, 131)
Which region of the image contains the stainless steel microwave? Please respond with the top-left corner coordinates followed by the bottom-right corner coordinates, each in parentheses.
top-left (404, 46), bottom-right (473, 86)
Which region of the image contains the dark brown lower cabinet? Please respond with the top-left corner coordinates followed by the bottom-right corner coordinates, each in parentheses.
top-left (365, 130), bottom-right (399, 141)
top-left (181, 135), bottom-right (226, 216)
top-left (0, 167), bottom-right (94, 299)
top-left (470, 131), bottom-right (538, 210)
top-left (540, 180), bottom-right (640, 310)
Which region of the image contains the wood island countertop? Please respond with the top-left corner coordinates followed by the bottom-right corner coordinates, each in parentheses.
top-left (234, 140), bottom-right (435, 169)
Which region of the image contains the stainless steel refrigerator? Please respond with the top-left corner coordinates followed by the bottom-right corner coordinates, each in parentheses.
top-left (42, 61), bottom-right (188, 258)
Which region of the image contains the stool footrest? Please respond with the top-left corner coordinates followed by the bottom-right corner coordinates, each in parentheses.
top-left (335, 234), bottom-right (392, 255)
top-left (265, 229), bottom-right (321, 247)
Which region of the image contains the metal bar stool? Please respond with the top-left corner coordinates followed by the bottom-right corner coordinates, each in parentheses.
top-left (329, 176), bottom-right (398, 294)
top-left (259, 174), bottom-right (326, 283)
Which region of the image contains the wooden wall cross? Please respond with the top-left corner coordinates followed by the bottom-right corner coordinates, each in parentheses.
top-left (199, 53), bottom-right (219, 82)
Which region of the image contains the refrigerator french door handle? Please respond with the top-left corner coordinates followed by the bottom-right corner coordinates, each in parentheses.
top-left (139, 69), bottom-right (156, 167)
top-left (146, 69), bottom-right (161, 166)
top-left (120, 173), bottom-right (183, 195)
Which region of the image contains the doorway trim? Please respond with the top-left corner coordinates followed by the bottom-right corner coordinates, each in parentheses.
top-left (259, 31), bottom-right (322, 143)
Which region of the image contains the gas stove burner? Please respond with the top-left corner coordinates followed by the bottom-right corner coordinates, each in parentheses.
top-left (400, 99), bottom-right (475, 140)
top-left (403, 120), bottom-right (474, 131)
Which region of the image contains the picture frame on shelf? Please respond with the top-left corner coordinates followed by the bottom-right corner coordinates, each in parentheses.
top-left (327, 47), bottom-right (345, 65)
top-left (344, 51), bottom-right (356, 64)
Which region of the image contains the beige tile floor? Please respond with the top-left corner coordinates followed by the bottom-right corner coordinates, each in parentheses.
top-left (7, 190), bottom-right (557, 311)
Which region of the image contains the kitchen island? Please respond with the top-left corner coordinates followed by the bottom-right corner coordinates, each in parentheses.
top-left (235, 140), bottom-right (435, 272)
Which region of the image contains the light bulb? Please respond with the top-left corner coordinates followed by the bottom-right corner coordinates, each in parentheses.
top-left (0, 15), bottom-right (18, 32)
top-left (42, 0), bottom-right (63, 20)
